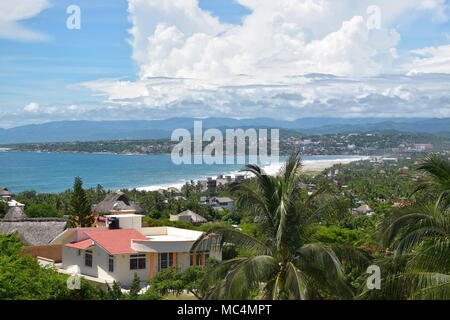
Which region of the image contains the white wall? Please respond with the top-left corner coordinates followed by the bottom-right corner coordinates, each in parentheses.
top-left (61, 225), bottom-right (223, 288)
top-left (177, 252), bottom-right (190, 270)
top-left (112, 253), bottom-right (151, 288)
top-left (62, 244), bottom-right (150, 288)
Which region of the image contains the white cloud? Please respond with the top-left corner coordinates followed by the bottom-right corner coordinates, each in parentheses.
top-left (78, 0), bottom-right (450, 120)
top-left (24, 102), bottom-right (40, 112)
top-left (0, 0), bottom-right (51, 41)
top-left (409, 44), bottom-right (450, 74)
top-left (66, 105), bottom-right (80, 111)
top-left (127, 0), bottom-right (449, 81)
top-left (82, 79), bottom-right (150, 100)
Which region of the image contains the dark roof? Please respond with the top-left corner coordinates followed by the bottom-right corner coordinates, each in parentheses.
top-left (0, 218), bottom-right (67, 246)
top-left (91, 191), bottom-right (144, 214)
top-left (212, 197), bottom-right (234, 203)
top-left (4, 206), bottom-right (28, 220)
top-left (0, 187), bottom-right (13, 197)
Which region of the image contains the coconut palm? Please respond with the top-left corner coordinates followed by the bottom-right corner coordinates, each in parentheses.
top-left (370, 155), bottom-right (450, 300)
top-left (384, 155), bottom-right (450, 263)
top-left (362, 207), bottom-right (450, 300)
top-left (358, 250), bottom-right (450, 300)
top-left (381, 203), bottom-right (449, 256)
top-left (194, 153), bottom-right (369, 300)
top-left (414, 154), bottom-right (450, 208)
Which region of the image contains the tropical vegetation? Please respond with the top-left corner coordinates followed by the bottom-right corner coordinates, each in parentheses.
top-left (1, 152), bottom-right (449, 300)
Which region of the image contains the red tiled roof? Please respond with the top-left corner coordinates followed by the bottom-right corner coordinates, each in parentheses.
top-left (65, 239), bottom-right (94, 250)
top-left (81, 229), bottom-right (147, 255)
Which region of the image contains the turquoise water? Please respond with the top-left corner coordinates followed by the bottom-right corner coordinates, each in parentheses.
top-left (0, 151), bottom-right (362, 193)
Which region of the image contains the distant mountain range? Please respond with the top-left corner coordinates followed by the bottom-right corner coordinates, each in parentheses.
top-left (0, 117), bottom-right (449, 144)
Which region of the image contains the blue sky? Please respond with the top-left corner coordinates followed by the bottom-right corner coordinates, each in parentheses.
top-left (0, 0), bottom-right (449, 127)
top-left (0, 1), bottom-right (133, 109)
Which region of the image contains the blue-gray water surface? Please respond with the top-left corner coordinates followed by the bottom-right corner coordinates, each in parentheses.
top-left (0, 151), bottom-right (362, 193)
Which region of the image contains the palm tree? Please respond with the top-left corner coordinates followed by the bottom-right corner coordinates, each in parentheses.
top-left (363, 203), bottom-right (450, 300)
top-left (194, 153), bottom-right (369, 300)
top-left (370, 155), bottom-right (450, 300)
top-left (414, 154), bottom-right (450, 208)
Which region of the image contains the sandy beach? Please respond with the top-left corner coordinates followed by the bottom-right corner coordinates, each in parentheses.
top-left (301, 158), bottom-right (366, 172)
top-left (136, 156), bottom-right (370, 192)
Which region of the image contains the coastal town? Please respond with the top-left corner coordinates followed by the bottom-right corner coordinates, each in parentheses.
top-left (2, 144), bottom-right (449, 299)
top-left (2, 131), bottom-right (446, 157)
top-left (1, 0), bottom-right (450, 306)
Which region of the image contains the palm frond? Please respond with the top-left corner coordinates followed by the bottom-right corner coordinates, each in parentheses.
top-left (409, 273), bottom-right (450, 300)
top-left (416, 154), bottom-right (450, 189)
top-left (328, 244), bottom-right (373, 272)
top-left (380, 272), bottom-right (450, 300)
top-left (380, 204), bottom-right (447, 251)
top-left (191, 227), bottom-right (272, 256)
top-left (280, 152), bottom-right (303, 181)
top-left (203, 256), bottom-right (278, 300)
top-left (294, 243), bottom-right (355, 299)
top-left (407, 236), bottom-right (450, 272)
top-left (415, 154), bottom-right (450, 208)
top-left (284, 262), bottom-right (309, 300)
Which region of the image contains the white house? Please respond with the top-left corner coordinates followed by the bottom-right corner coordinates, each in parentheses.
top-left (210, 197), bottom-right (234, 210)
top-left (53, 214), bottom-right (221, 288)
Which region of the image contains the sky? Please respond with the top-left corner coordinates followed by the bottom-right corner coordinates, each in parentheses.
top-left (0, 0), bottom-right (449, 128)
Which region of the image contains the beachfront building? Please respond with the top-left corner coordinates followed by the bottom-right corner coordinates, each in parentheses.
top-left (170, 210), bottom-right (208, 225)
top-left (412, 144), bottom-right (434, 152)
top-left (54, 214), bottom-right (220, 288)
top-left (0, 186), bottom-right (14, 202)
top-left (91, 191), bottom-right (144, 215)
top-left (210, 197), bottom-right (234, 210)
top-left (206, 177), bottom-right (217, 191)
top-left (200, 196), bottom-right (234, 210)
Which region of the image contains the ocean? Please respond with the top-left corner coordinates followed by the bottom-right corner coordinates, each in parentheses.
top-left (0, 151), bottom-right (364, 194)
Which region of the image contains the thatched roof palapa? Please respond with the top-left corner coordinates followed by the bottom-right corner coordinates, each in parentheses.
top-left (4, 205), bottom-right (27, 220)
top-left (0, 218), bottom-right (67, 246)
top-left (91, 191), bottom-right (144, 214)
top-left (170, 210), bottom-right (208, 224)
top-left (0, 186), bottom-right (13, 198)
top-left (352, 205), bottom-right (373, 216)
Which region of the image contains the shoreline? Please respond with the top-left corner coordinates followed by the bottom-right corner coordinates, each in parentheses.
top-left (1, 152), bottom-right (374, 194)
top-left (135, 156), bottom-right (371, 192)
top-left (3, 149), bottom-right (369, 158)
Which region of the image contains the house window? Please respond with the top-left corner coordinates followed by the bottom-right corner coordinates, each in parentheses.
top-left (84, 250), bottom-right (93, 267)
top-left (190, 252), bottom-right (201, 266)
top-left (158, 253), bottom-right (174, 271)
top-left (108, 255), bottom-right (114, 272)
top-left (190, 251), bottom-right (210, 266)
top-left (130, 254), bottom-right (146, 270)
